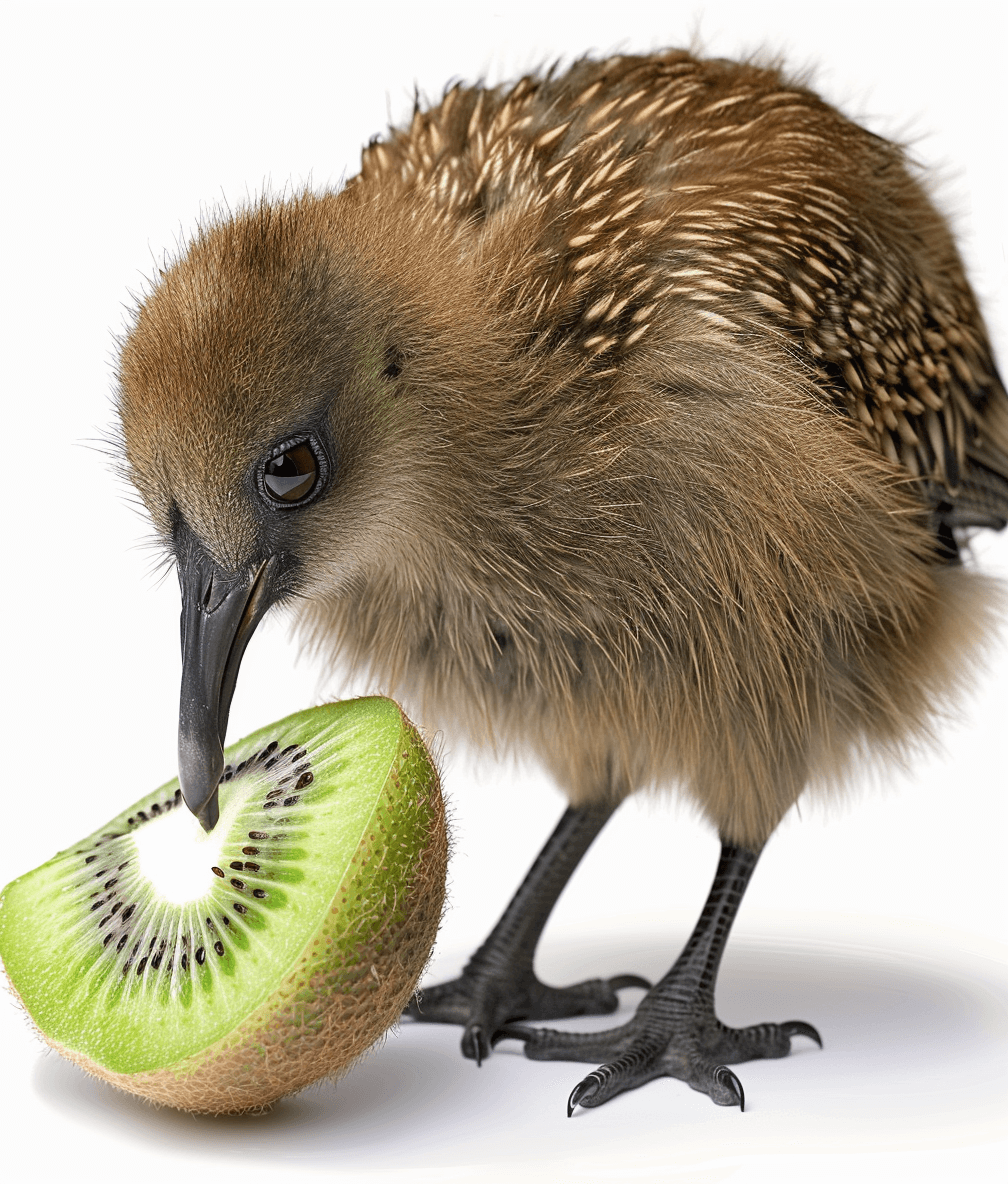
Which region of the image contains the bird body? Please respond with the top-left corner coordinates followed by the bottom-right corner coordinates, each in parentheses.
top-left (118, 49), bottom-right (1007, 1109)
top-left (120, 50), bottom-right (1006, 849)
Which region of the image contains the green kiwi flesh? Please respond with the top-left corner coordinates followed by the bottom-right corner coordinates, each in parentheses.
top-left (0, 697), bottom-right (447, 1114)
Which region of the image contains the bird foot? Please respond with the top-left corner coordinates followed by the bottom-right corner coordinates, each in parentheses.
top-left (496, 1001), bottom-right (821, 1112)
top-left (404, 966), bottom-right (651, 1065)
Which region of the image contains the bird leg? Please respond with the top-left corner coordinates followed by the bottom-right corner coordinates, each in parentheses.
top-left (496, 841), bottom-right (821, 1113)
top-left (404, 803), bottom-right (651, 1063)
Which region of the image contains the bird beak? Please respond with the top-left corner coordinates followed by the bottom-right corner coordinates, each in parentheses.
top-left (178, 550), bottom-right (278, 831)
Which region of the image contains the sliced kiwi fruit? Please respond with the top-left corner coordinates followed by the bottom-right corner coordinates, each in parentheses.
top-left (0, 697), bottom-right (447, 1114)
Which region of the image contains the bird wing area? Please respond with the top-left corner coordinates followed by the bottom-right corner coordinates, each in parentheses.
top-left (357, 51), bottom-right (1008, 530)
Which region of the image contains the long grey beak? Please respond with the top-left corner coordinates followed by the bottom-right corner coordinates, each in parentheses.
top-left (178, 550), bottom-right (277, 831)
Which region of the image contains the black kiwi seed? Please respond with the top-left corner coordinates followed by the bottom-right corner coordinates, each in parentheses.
top-left (252, 889), bottom-right (267, 900)
top-left (118, 861), bottom-right (129, 870)
top-left (266, 788), bottom-right (284, 801)
top-left (110, 902), bottom-right (122, 915)
top-left (90, 900), bottom-right (104, 912)
top-left (103, 932), bottom-right (114, 946)
top-left (151, 803), bottom-right (161, 815)
top-left (137, 957), bottom-right (147, 975)
top-left (295, 772), bottom-right (313, 790)
top-left (121, 905), bottom-right (134, 921)
top-left (104, 878), bottom-right (118, 889)
top-left (229, 861), bottom-right (244, 871)
top-left (231, 878), bottom-right (245, 890)
top-left (248, 831), bottom-right (268, 841)
top-left (233, 903), bottom-right (247, 915)
top-left (85, 855), bottom-right (97, 864)
top-left (221, 915), bottom-right (231, 927)
top-left (181, 953), bottom-right (188, 970)
top-left (99, 914), bottom-right (113, 928)
top-left (214, 941), bottom-right (225, 956)
top-left (212, 867), bottom-right (225, 878)
top-left (242, 846), bottom-right (259, 856)
top-left (244, 861), bottom-right (260, 872)
top-left (196, 947), bottom-right (206, 965)
top-left (116, 934), bottom-right (130, 952)
top-left (283, 796), bottom-right (299, 807)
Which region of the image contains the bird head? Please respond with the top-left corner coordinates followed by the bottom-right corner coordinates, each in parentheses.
top-left (117, 190), bottom-right (489, 830)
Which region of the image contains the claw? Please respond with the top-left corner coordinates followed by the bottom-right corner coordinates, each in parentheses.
top-left (714, 1065), bottom-right (745, 1112)
top-left (462, 1023), bottom-right (488, 1066)
top-left (607, 974), bottom-right (652, 992)
top-left (781, 1020), bottom-right (823, 1049)
top-left (567, 1070), bottom-right (604, 1117)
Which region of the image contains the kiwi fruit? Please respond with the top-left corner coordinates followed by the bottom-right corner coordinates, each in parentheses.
top-left (0, 696), bottom-right (447, 1114)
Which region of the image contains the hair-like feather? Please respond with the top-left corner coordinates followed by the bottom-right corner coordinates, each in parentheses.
top-left (117, 50), bottom-right (1007, 849)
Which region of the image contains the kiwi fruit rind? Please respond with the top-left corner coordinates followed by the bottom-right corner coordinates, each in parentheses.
top-left (0, 697), bottom-right (447, 1114)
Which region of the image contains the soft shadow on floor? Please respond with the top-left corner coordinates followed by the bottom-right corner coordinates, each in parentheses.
top-left (32, 932), bottom-right (1007, 1173)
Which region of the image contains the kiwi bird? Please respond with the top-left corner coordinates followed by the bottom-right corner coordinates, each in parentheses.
top-left (116, 50), bottom-right (1007, 1113)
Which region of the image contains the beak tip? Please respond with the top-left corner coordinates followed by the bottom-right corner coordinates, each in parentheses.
top-left (178, 732), bottom-right (224, 831)
top-left (196, 790), bottom-right (220, 833)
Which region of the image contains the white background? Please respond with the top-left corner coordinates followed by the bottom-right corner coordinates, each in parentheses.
top-left (1, 2), bottom-right (1005, 1180)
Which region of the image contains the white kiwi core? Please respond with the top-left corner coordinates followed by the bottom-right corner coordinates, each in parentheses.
top-left (132, 804), bottom-right (225, 904)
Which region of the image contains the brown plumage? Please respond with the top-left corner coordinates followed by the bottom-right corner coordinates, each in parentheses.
top-left (117, 50), bottom-right (1006, 1107)
top-left (119, 49), bottom-right (1006, 847)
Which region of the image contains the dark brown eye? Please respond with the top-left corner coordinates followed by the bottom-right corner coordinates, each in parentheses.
top-left (261, 440), bottom-right (323, 505)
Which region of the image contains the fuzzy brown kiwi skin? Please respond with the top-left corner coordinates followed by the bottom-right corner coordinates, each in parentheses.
top-left (28, 709), bottom-right (448, 1115)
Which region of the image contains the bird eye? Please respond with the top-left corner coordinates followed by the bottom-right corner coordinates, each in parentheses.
top-left (259, 437), bottom-right (327, 508)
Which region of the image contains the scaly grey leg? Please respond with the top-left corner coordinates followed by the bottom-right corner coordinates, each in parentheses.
top-left (404, 802), bottom-right (650, 1063)
top-left (498, 841), bottom-right (821, 1112)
